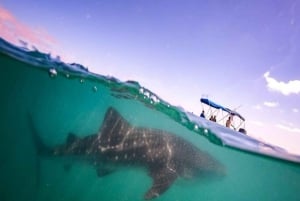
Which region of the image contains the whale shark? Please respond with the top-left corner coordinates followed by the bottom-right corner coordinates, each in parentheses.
top-left (32, 107), bottom-right (225, 200)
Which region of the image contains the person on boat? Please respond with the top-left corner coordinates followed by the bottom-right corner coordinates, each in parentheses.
top-left (226, 116), bottom-right (233, 128)
top-left (200, 110), bottom-right (205, 118)
top-left (209, 115), bottom-right (216, 122)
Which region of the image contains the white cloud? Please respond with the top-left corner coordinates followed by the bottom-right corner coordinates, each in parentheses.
top-left (0, 6), bottom-right (56, 51)
top-left (0, 5), bottom-right (72, 62)
top-left (292, 108), bottom-right (299, 113)
top-left (276, 124), bottom-right (300, 133)
top-left (252, 104), bottom-right (262, 110)
top-left (264, 71), bottom-right (300, 95)
top-left (263, 101), bottom-right (279, 108)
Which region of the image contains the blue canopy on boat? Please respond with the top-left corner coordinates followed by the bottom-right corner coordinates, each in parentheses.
top-left (200, 98), bottom-right (245, 121)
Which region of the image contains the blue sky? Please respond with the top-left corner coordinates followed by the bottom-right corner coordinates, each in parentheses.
top-left (1, 0), bottom-right (300, 154)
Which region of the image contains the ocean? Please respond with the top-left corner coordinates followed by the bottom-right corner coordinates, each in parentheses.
top-left (1, 37), bottom-right (300, 201)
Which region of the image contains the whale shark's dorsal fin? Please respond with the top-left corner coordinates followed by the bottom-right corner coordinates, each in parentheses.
top-left (98, 107), bottom-right (132, 146)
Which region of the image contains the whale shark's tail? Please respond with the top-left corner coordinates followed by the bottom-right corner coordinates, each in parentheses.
top-left (28, 113), bottom-right (56, 191)
top-left (27, 114), bottom-right (50, 190)
top-left (28, 114), bottom-right (53, 156)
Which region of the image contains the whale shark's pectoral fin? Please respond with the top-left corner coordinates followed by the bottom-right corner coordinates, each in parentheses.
top-left (144, 167), bottom-right (178, 200)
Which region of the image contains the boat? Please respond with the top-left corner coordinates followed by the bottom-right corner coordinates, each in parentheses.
top-left (200, 98), bottom-right (247, 134)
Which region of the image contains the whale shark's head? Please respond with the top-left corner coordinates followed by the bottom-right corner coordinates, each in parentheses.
top-left (196, 152), bottom-right (226, 179)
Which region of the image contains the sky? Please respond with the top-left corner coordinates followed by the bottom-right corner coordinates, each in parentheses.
top-left (1, 0), bottom-right (300, 154)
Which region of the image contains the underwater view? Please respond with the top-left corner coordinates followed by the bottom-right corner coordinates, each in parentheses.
top-left (1, 37), bottom-right (300, 201)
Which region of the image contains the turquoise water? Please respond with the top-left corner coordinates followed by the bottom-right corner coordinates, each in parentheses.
top-left (0, 37), bottom-right (300, 201)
